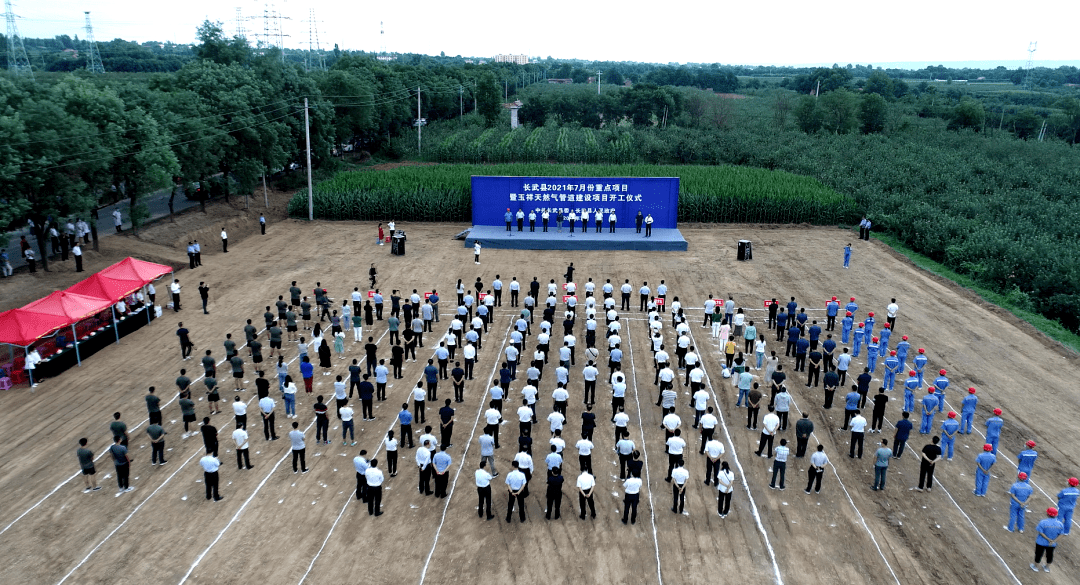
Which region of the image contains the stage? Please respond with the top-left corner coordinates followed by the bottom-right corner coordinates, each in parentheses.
top-left (462, 226), bottom-right (688, 251)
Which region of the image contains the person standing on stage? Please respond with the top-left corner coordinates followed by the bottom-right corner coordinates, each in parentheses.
top-left (609, 211), bottom-right (617, 233)
top-left (644, 214), bottom-right (653, 237)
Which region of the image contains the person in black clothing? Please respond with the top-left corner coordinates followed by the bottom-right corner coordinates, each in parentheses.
top-left (564, 263), bottom-right (574, 283)
top-left (545, 467), bottom-right (564, 520)
top-left (364, 337), bottom-right (378, 375)
top-left (439, 399), bottom-right (455, 449)
top-left (581, 404), bottom-right (596, 441)
top-left (871, 388), bottom-right (889, 432)
top-left (856, 368), bottom-right (873, 409)
top-left (403, 330), bottom-right (418, 363)
top-left (314, 396), bottom-right (329, 445)
top-left (198, 282), bottom-right (210, 314)
top-left (767, 298), bottom-right (779, 329)
top-left (451, 363), bottom-right (466, 402)
top-left (635, 211), bottom-right (643, 233)
top-left (359, 375), bottom-right (375, 420)
top-left (200, 417), bottom-right (218, 457)
top-left (391, 342), bottom-right (405, 378)
top-left (177, 322), bottom-right (194, 360)
top-left (822, 370), bottom-right (839, 409)
top-left (806, 350), bottom-right (822, 387)
top-left (917, 436), bottom-right (942, 491)
top-left (364, 301), bottom-right (374, 326)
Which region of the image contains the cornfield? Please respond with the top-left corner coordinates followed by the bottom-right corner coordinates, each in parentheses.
top-left (288, 163), bottom-right (854, 224)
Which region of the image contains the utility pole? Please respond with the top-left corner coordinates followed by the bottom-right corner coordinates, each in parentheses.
top-left (504, 80), bottom-right (507, 101)
top-left (414, 86), bottom-right (426, 155)
top-left (598, 69), bottom-right (602, 95)
top-left (4, 0), bottom-right (34, 79)
top-left (83, 11), bottom-right (105, 74)
top-left (304, 98), bottom-right (313, 221)
top-left (459, 85), bottom-right (463, 118)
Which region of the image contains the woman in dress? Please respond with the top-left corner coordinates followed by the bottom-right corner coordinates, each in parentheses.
top-left (318, 339), bottom-right (332, 374)
top-left (333, 331), bottom-right (345, 358)
top-left (364, 300), bottom-right (374, 326)
top-left (377, 223), bottom-right (384, 245)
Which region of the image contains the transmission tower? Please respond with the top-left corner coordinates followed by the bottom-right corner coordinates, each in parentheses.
top-left (1022, 41), bottom-right (1037, 90)
top-left (83, 11), bottom-right (105, 74)
top-left (380, 20), bottom-right (386, 58)
top-left (4, 0), bottom-right (33, 78)
top-left (234, 7), bottom-right (246, 39)
top-left (305, 8), bottom-right (325, 71)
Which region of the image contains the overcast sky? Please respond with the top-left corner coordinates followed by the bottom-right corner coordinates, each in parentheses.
top-left (15, 0), bottom-right (1079, 68)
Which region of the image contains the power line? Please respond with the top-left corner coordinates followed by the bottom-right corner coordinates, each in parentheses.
top-left (83, 11), bottom-right (104, 74)
top-left (4, 0), bottom-right (34, 79)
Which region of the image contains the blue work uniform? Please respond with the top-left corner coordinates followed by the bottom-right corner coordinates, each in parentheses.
top-left (919, 394), bottom-right (938, 434)
top-left (974, 451), bottom-right (996, 496)
top-left (1008, 479), bottom-right (1033, 532)
top-left (845, 301), bottom-right (858, 318)
top-left (940, 418), bottom-right (960, 459)
top-left (841, 315), bottom-right (854, 344)
top-left (864, 316), bottom-right (875, 340)
top-left (865, 341), bottom-right (880, 373)
top-left (985, 416), bottom-right (1003, 454)
top-left (826, 301), bottom-right (839, 318)
top-left (1035, 517), bottom-right (1065, 549)
top-left (843, 246), bottom-right (851, 268)
top-left (787, 300), bottom-right (798, 317)
top-left (903, 375), bottom-right (919, 412)
top-left (960, 393), bottom-right (978, 434)
top-left (883, 356), bottom-right (900, 390)
top-left (878, 328), bottom-right (891, 352)
top-left (1017, 449), bottom-right (1038, 477)
top-left (913, 354), bottom-right (927, 387)
top-left (1056, 486), bottom-right (1079, 534)
top-left (852, 328), bottom-right (865, 357)
top-left (895, 340), bottom-right (910, 370)
top-left (933, 375), bottom-right (949, 413)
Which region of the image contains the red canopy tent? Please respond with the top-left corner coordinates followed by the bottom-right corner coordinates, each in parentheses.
top-left (98, 257), bottom-right (172, 284)
top-left (0, 307), bottom-right (72, 346)
top-left (67, 272), bottom-right (149, 303)
top-left (21, 291), bottom-right (117, 366)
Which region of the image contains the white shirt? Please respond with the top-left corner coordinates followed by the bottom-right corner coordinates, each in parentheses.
top-left (221, 230), bottom-right (227, 240)
top-left (522, 385), bottom-right (538, 404)
top-left (365, 467), bottom-right (385, 487)
top-left (485, 408), bottom-right (502, 425)
top-left (623, 477), bottom-right (643, 494)
top-left (576, 439), bottom-right (594, 456)
top-left (340, 406), bottom-right (354, 422)
top-left (762, 413), bottom-right (780, 435)
top-left (671, 466), bottom-right (690, 485)
top-left (613, 411), bottom-right (630, 428)
top-left (233, 401), bottom-right (247, 416)
top-left (704, 439), bottom-right (725, 459)
top-left (689, 368), bottom-right (705, 384)
top-left (662, 413), bottom-right (682, 430)
top-left (547, 411), bottom-right (565, 431)
top-left (232, 429), bottom-right (249, 450)
top-left (475, 469), bottom-right (493, 488)
top-left (170, 282), bottom-right (181, 294)
top-left (666, 436), bottom-right (686, 455)
top-left (550, 437), bottom-right (565, 453)
top-left (474, 243), bottom-right (481, 254)
top-left (850, 415), bottom-right (867, 433)
top-left (416, 447), bottom-right (432, 468)
top-left (717, 469), bottom-right (735, 494)
top-left (383, 437), bottom-right (398, 451)
top-left (755, 339), bottom-right (767, 354)
top-left (887, 303), bottom-right (899, 318)
top-left (810, 451), bottom-right (830, 469)
top-left (704, 299), bottom-right (716, 313)
top-left (513, 451), bottom-right (533, 471)
top-left (552, 387), bottom-right (569, 403)
top-left (259, 396), bottom-right (275, 414)
top-left (517, 405), bottom-right (533, 422)
top-left (577, 472), bottom-right (596, 491)
top-left (621, 283), bottom-right (632, 294)
top-left (413, 387), bottom-right (426, 402)
top-left (200, 455), bottom-right (221, 473)
top-left (699, 413), bottom-right (718, 430)
top-left (693, 389), bottom-right (710, 410)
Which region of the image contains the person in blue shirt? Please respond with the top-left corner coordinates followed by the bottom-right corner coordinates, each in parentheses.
top-left (841, 311), bottom-right (854, 344)
top-left (775, 309), bottom-right (788, 342)
top-left (960, 387), bottom-right (978, 434)
top-left (432, 446), bottom-right (453, 498)
top-left (892, 412), bottom-right (913, 458)
top-left (940, 412), bottom-right (960, 460)
top-left (845, 297), bottom-right (859, 319)
top-left (794, 337), bottom-right (809, 372)
top-left (919, 389), bottom-right (938, 434)
top-left (424, 360), bottom-right (439, 401)
top-left (795, 309), bottom-right (808, 329)
top-left (1008, 472), bottom-right (1033, 533)
top-left (826, 297), bottom-right (839, 331)
top-left (843, 244), bottom-right (852, 268)
top-left (504, 209), bottom-right (513, 231)
top-left (1032, 508), bottom-right (1065, 573)
top-left (933, 369), bottom-right (949, 413)
top-left (865, 337), bottom-right (880, 373)
top-left (985, 408), bottom-right (1004, 454)
top-left (864, 312), bottom-right (876, 339)
top-left (398, 404), bottom-right (414, 448)
top-left (785, 325), bottom-right (800, 356)
top-left (373, 291), bottom-right (384, 320)
top-left (878, 323), bottom-right (892, 353)
top-left (851, 323), bottom-right (865, 358)
top-left (895, 335), bottom-right (910, 370)
top-left (786, 297), bottom-right (798, 319)
top-left (1017, 441), bottom-right (1039, 477)
top-left (902, 371), bottom-right (919, 413)
top-left (821, 335), bottom-right (837, 373)
top-left (807, 321), bottom-right (821, 350)
top-left (842, 387), bottom-right (861, 430)
top-left (882, 351), bottom-right (900, 391)
top-left (1056, 477), bottom-right (1079, 535)
top-left (913, 348), bottom-right (927, 387)
top-left (973, 443), bottom-right (997, 496)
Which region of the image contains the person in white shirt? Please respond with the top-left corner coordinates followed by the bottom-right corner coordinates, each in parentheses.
top-left (699, 407), bottom-right (719, 454)
top-left (692, 388), bottom-right (710, 427)
top-left (170, 279), bottom-right (182, 312)
top-left (112, 208), bottom-right (123, 232)
top-left (552, 385), bottom-right (569, 415)
top-left (662, 412), bottom-right (681, 439)
top-left (233, 427), bottom-right (252, 470)
top-left (484, 401), bottom-right (502, 448)
top-left (259, 395), bottom-right (278, 440)
top-left (671, 463), bottom-right (690, 513)
top-left (547, 410), bottom-right (565, 435)
top-left (886, 298), bottom-right (899, 331)
top-left (704, 438), bottom-right (725, 485)
top-left (416, 439), bottom-right (433, 496)
top-left (364, 460), bottom-right (384, 516)
top-left (806, 445), bottom-right (830, 494)
top-left (716, 462), bottom-right (735, 517)
top-left (354, 450), bottom-right (370, 502)
top-left (340, 403), bottom-right (356, 446)
top-left (770, 439), bottom-right (790, 490)
top-left (849, 410), bottom-right (867, 459)
top-left (516, 399), bottom-right (534, 438)
top-left (622, 474), bottom-right (643, 524)
top-left (220, 228), bottom-right (228, 253)
top-left (620, 280), bottom-right (633, 311)
top-left (473, 241), bottom-right (481, 264)
top-left (383, 431), bottom-right (399, 476)
top-left (475, 460), bottom-right (495, 519)
top-left (575, 432), bottom-right (594, 473)
top-left (577, 471), bottom-right (596, 519)
top-left (756, 407), bottom-right (780, 457)
top-left (665, 429), bottom-right (686, 481)
top-left (200, 454), bottom-right (223, 501)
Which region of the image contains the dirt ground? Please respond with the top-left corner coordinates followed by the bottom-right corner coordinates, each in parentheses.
top-left (1, 217), bottom-right (1077, 585)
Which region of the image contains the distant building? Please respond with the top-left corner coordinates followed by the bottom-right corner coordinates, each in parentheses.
top-left (547, 78), bottom-right (573, 84)
top-left (494, 54), bottom-right (529, 65)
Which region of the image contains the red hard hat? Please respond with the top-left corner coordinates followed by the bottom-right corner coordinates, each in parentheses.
top-left (918, 348), bottom-right (925, 353)
top-left (868, 311), bottom-right (874, 317)
top-left (1048, 508), bottom-right (1059, 517)
top-left (983, 444), bottom-right (993, 452)
top-left (1018, 472), bottom-right (1028, 480)
top-left (845, 311), bottom-right (852, 316)
top-left (872, 337), bottom-right (879, 342)
top-left (909, 370), bottom-right (916, 376)
top-left (883, 323), bottom-right (890, 329)
top-left (1026, 440), bottom-right (1036, 448)
top-left (993, 408), bottom-right (1002, 415)
top-left (901, 335), bottom-right (908, 340)
top-left (890, 350), bottom-right (896, 356)
top-left (968, 387), bottom-right (976, 394)
top-left (858, 322), bottom-right (865, 327)
top-left (850, 297), bottom-right (855, 301)
top-left (1069, 478), bottom-right (1079, 487)
top-left (947, 411), bottom-right (956, 418)
top-left (832, 296), bottom-right (837, 301)
top-left (928, 388), bottom-right (935, 393)
top-left (939, 369), bottom-right (947, 375)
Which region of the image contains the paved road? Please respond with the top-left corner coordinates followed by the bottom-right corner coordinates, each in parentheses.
top-left (2, 186), bottom-right (201, 275)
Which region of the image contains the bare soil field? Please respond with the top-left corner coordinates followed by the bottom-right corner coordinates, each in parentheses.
top-left (0, 218), bottom-right (1076, 585)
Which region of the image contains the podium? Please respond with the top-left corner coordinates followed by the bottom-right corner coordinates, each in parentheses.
top-left (391, 232), bottom-right (406, 256)
top-left (737, 240), bottom-right (752, 261)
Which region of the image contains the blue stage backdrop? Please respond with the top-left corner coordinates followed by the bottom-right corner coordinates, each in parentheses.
top-left (471, 176), bottom-right (680, 229)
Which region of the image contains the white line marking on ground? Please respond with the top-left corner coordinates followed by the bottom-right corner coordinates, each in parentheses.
top-left (684, 326), bottom-right (783, 585)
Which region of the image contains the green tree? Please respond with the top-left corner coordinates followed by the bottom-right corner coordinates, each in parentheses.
top-left (194, 20), bottom-right (250, 65)
top-left (476, 71), bottom-right (502, 127)
top-left (948, 98), bottom-right (985, 132)
top-left (818, 89), bottom-right (858, 133)
top-left (859, 93), bottom-right (888, 133)
top-left (794, 95), bottom-right (821, 133)
top-left (863, 71), bottom-right (894, 99)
